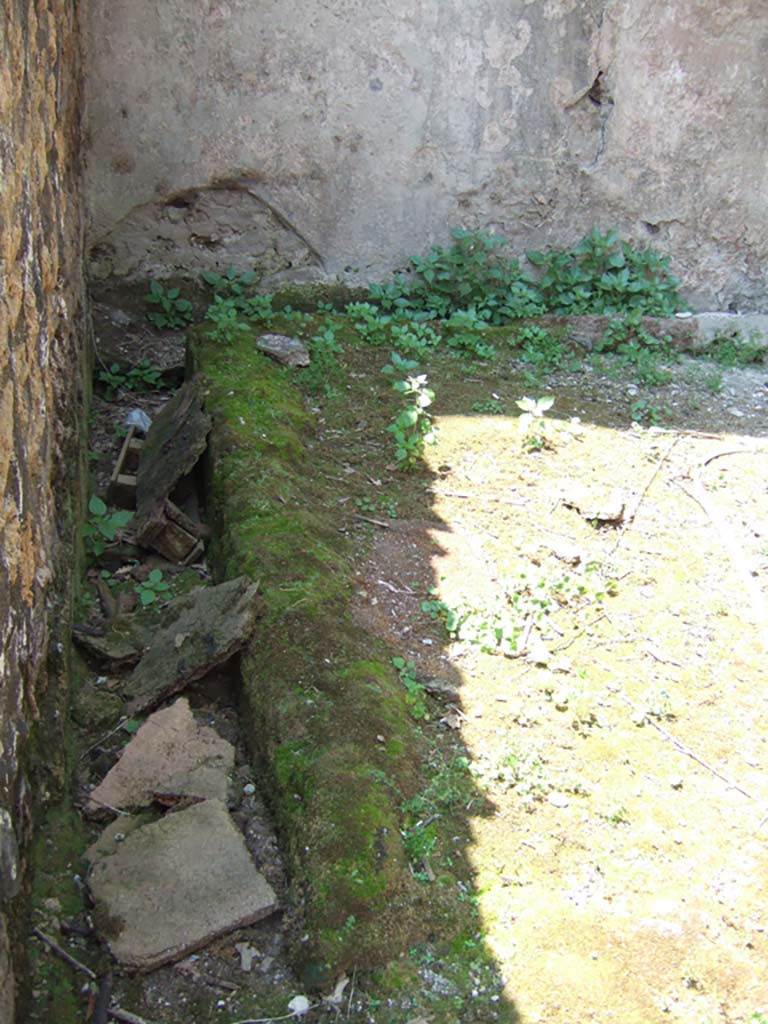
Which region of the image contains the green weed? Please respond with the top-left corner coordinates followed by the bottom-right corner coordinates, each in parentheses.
top-left (516, 395), bottom-right (555, 451)
top-left (145, 280), bottom-right (194, 329)
top-left (392, 656), bottom-right (428, 720)
top-left (97, 359), bottom-right (164, 398)
top-left (134, 568), bottom-right (171, 607)
top-left (205, 295), bottom-right (250, 344)
top-left (369, 228), bottom-right (543, 323)
top-left (704, 330), bottom-right (765, 367)
top-left (82, 496), bottom-right (133, 558)
top-left (200, 264), bottom-right (257, 299)
top-left (471, 398), bottom-right (503, 415)
top-left (526, 228), bottom-right (682, 316)
top-left (382, 352), bottom-right (437, 469)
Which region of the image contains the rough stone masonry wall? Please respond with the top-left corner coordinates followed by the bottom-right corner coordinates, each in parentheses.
top-left (0, 2), bottom-right (87, 1019)
top-left (84, 0), bottom-right (768, 311)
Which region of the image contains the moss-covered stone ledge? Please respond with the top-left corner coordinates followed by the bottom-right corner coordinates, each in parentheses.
top-left (188, 331), bottom-right (444, 984)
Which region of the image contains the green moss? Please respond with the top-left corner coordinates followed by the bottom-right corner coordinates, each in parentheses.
top-left (188, 329), bottom-right (442, 978)
top-left (271, 280), bottom-right (370, 312)
top-left (27, 802), bottom-right (97, 1024)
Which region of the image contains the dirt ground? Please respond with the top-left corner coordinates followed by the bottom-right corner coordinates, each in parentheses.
top-left (351, 351), bottom-right (768, 1023)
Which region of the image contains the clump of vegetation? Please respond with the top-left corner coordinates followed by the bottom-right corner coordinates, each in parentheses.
top-left (526, 227), bottom-right (683, 316)
top-left (704, 330), bottom-right (765, 367)
top-left (200, 264), bottom-right (258, 301)
top-left (145, 279), bottom-right (194, 329)
top-left (367, 227), bottom-right (683, 328)
top-left (422, 562), bottom-right (615, 659)
top-left (204, 295), bottom-right (250, 345)
top-left (134, 568), bottom-right (171, 607)
top-left (82, 496), bottom-right (132, 558)
top-left (392, 656), bottom-right (428, 720)
top-left (97, 359), bottom-right (164, 398)
top-left (369, 228), bottom-right (543, 323)
top-left (382, 352), bottom-right (437, 469)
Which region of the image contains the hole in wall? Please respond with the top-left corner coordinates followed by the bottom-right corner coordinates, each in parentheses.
top-left (588, 72), bottom-right (611, 107)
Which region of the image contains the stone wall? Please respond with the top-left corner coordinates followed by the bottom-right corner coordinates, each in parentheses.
top-left (0, 2), bottom-right (87, 1019)
top-left (84, 0), bottom-right (768, 310)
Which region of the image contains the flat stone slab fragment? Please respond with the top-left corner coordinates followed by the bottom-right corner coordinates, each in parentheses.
top-left (121, 576), bottom-right (262, 713)
top-left (88, 799), bottom-right (278, 970)
top-left (72, 616), bottom-right (153, 667)
top-left (254, 333), bottom-right (310, 367)
top-left (86, 698), bottom-right (234, 816)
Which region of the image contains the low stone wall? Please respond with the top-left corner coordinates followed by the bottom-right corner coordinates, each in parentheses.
top-left (0, 3), bottom-right (88, 1018)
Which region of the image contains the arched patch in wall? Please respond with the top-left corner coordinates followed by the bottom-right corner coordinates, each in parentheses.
top-left (88, 183), bottom-right (324, 285)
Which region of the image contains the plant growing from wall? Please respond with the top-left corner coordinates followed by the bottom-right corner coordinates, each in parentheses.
top-left (382, 352), bottom-right (437, 469)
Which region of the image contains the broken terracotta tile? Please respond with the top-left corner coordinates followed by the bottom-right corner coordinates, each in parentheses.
top-left (85, 698), bottom-right (233, 816)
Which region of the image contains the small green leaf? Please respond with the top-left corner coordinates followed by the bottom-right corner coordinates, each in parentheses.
top-left (88, 495), bottom-right (107, 517)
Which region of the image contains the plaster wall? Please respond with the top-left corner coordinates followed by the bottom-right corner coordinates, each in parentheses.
top-left (0, 2), bottom-right (87, 1018)
top-left (84, 0), bottom-right (768, 310)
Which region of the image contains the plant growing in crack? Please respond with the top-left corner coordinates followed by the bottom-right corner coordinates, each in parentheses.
top-left (382, 352), bottom-right (437, 469)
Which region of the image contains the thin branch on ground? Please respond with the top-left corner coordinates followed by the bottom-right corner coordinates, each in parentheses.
top-left (354, 513), bottom-right (392, 529)
top-left (229, 1009), bottom-right (319, 1024)
top-left (675, 448), bottom-right (768, 651)
top-left (607, 685), bottom-right (753, 800)
top-left (553, 613), bottom-right (608, 653)
top-left (605, 433), bottom-right (680, 562)
top-left (108, 1010), bottom-right (156, 1024)
top-left (376, 578), bottom-right (419, 595)
top-left (33, 927), bottom-right (97, 980)
top-left (33, 928), bottom-right (159, 1024)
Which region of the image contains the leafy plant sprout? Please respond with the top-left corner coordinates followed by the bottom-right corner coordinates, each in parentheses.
top-left (382, 352), bottom-right (437, 469)
top-left (145, 280), bottom-right (194, 330)
top-left (82, 496), bottom-right (133, 558)
top-left (515, 395), bottom-right (555, 451)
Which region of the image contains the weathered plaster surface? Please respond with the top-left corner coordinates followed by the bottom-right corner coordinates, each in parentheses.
top-left (84, 1), bottom-right (767, 308)
top-left (0, 1), bottom-right (87, 1017)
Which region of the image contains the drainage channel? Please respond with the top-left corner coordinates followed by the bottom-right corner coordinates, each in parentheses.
top-left (31, 357), bottom-right (306, 1022)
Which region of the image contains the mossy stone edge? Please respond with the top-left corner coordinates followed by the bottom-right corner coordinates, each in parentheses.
top-left (188, 329), bottom-right (443, 984)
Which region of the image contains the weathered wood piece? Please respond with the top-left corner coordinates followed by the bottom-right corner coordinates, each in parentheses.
top-left (134, 376), bottom-right (211, 561)
top-left (107, 427), bottom-right (144, 509)
top-left (122, 577), bottom-right (262, 713)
